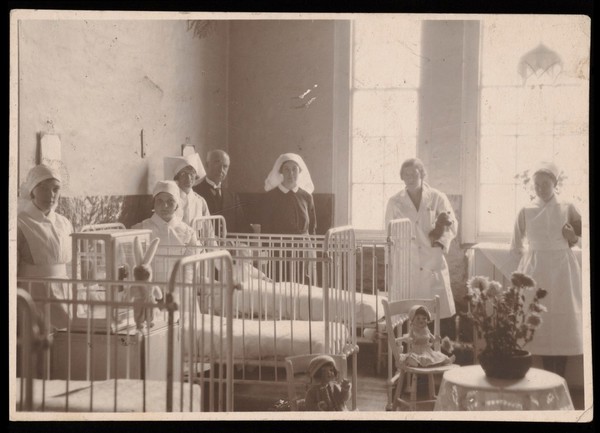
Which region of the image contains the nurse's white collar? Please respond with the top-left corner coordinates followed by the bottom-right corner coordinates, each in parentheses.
top-left (534, 194), bottom-right (557, 206)
top-left (150, 212), bottom-right (181, 227)
top-left (23, 201), bottom-right (57, 223)
top-left (278, 184), bottom-right (299, 193)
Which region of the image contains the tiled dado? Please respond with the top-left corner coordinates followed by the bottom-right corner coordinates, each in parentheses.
top-left (56, 195), bottom-right (154, 232)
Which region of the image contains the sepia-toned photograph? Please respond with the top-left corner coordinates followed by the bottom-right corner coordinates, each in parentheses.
top-left (8, 8), bottom-right (592, 423)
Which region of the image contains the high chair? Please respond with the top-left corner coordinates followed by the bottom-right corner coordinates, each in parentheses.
top-left (382, 296), bottom-right (459, 411)
top-left (284, 354), bottom-right (349, 411)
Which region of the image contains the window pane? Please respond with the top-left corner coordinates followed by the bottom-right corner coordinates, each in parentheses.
top-left (352, 136), bottom-right (385, 184)
top-left (352, 90), bottom-right (418, 138)
top-left (353, 18), bottom-right (421, 89)
top-left (479, 184), bottom-right (516, 234)
top-left (383, 136), bottom-right (416, 184)
top-left (480, 135), bottom-right (517, 184)
top-left (352, 184), bottom-right (385, 230)
top-left (515, 135), bottom-right (554, 175)
top-left (480, 87), bottom-right (519, 125)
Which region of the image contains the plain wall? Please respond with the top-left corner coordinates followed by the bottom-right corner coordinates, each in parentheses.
top-left (17, 19), bottom-right (229, 197)
top-left (226, 20), bottom-right (336, 194)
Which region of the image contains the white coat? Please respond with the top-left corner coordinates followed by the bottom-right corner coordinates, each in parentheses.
top-left (385, 184), bottom-right (457, 319)
top-left (17, 201), bottom-right (73, 329)
top-left (510, 195), bottom-right (582, 356)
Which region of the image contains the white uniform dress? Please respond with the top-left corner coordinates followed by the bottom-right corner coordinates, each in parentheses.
top-left (17, 201), bottom-right (74, 329)
top-left (385, 184), bottom-right (457, 319)
top-left (510, 196), bottom-right (582, 356)
top-left (176, 189), bottom-right (210, 226)
top-left (132, 213), bottom-right (199, 285)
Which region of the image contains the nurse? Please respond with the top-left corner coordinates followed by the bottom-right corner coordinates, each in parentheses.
top-left (510, 161), bottom-right (582, 377)
top-left (164, 152), bottom-right (211, 226)
top-left (261, 153), bottom-right (316, 235)
top-left (17, 164), bottom-right (73, 329)
top-left (385, 158), bottom-right (457, 319)
top-left (261, 153), bottom-right (317, 283)
top-left (132, 180), bottom-right (199, 284)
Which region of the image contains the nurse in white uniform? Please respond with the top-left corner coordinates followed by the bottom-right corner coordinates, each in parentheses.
top-left (163, 153), bottom-right (211, 226)
top-left (510, 161), bottom-right (582, 377)
top-left (132, 180), bottom-right (199, 285)
top-left (385, 158), bottom-right (457, 319)
top-left (17, 164), bottom-right (73, 329)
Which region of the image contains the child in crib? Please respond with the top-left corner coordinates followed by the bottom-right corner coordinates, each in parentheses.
top-left (398, 305), bottom-right (455, 368)
top-left (304, 355), bottom-right (351, 411)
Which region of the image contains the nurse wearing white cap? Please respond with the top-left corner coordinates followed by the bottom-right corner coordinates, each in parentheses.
top-left (164, 153), bottom-right (210, 225)
top-left (17, 163), bottom-right (73, 329)
top-left (261, 153), bottom-right (316, 235)
top-left (132, 180), bottom-right (199, 283)
top-left (510, 161), bottom-right (582, 376)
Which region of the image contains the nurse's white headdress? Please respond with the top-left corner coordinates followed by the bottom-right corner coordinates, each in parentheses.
top-left (264, 153), bottom-right (314, 193)
top-left (532, 161), bottom-right (560, 183)
top-left (164, 153), bottom-right (206, 185)
top-left (21, 163), bottom-right (64, 199)
top-left (152, 180), bottom-right (180, 206)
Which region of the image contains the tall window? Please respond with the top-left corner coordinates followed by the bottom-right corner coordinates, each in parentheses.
top-left (349, 17), bottom-right (422, 231)
top-left (477, 16), bottom-right (589, 241)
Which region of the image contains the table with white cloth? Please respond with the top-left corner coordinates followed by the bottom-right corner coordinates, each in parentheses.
top-left (434, 365), bottom-right (574, 411)
top-left (466, 242), bottom-right (582, 286)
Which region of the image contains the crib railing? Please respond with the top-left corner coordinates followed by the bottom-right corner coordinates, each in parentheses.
top-left (15, 259), bottom-right (234, 413)
top-left (167, 250), bottom-right (235, 412)
top-left (151, 226), bottom-right (359, 409)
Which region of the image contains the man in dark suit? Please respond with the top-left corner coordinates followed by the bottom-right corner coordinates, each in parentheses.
top-left (193, 149), bottom-right (254, 234)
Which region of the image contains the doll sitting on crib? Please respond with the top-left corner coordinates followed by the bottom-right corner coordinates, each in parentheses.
top-left (304, 355), bottom-right (351, 411)
top-left (398, 305), bottom-right (455, 368)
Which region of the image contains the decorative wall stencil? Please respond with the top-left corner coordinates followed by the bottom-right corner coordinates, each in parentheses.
top-left (518, 43), bottom-right (563, 84)
top-left (187, 20), bottom-right (215, 40)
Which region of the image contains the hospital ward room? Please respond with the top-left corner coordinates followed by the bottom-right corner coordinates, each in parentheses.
top-left (9, 12), bottom-right (591, 420)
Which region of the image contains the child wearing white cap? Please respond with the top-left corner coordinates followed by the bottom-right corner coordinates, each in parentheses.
top-left (132, 180), bottom-right (199, 284)
top-left (164, 153), bottom-right (211, 226)
top-left (17, 163), bottom-right (73, 329)
top-left (304, 355), bottom-right (351, 411)
top-left (510, 161), bottom-right (582, 377)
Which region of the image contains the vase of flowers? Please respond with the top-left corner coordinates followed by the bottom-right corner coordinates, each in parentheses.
top-left (464, 272), bottom-right (547, 380)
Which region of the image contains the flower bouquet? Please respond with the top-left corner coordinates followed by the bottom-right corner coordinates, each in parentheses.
top-left (464, 272), bottom-right (547, 379)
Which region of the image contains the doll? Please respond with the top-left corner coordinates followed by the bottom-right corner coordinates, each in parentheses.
top-left (304, 355), bottom-right (351, 411)
top-left (128, 236), bottom-right (163, 331)
top-left (398, 305), bottom-right (455, 368)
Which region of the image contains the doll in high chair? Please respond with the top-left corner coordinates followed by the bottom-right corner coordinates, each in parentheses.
top-left (304, 355), bottom-right (351, 411)
top-left (398, 305), bottom-right (455, 368)
top-left (127, 236), bottom-right (163, 331)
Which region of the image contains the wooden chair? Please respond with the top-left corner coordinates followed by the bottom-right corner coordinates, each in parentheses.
top-left (284, 354), bottom-right (348, 411)
top-left (382, 295), bottom-right (459, 411)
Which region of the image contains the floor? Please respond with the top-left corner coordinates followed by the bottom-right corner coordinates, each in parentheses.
top-left (232, 341), bottom-right (586, 413)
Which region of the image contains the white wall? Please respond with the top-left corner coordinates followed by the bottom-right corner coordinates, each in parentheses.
top-left (17, 19), bottom-right (229, 197)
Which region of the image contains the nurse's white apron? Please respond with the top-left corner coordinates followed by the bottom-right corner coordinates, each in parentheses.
top-left (17, 205), bottom-right (73, 329)
top-left (518, 202), bottom-right (582, 356)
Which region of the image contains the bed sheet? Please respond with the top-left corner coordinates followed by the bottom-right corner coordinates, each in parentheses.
top-left (221, 280), bottom-right (386, 324)
top-left (181, 314), bottom-right (338, 360)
